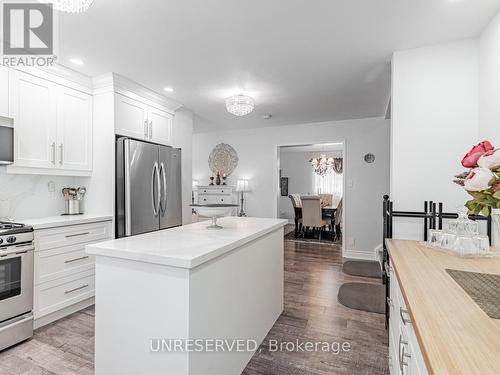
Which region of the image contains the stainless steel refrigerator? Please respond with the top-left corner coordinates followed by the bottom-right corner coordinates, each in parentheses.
top-left (116, 138), bottom-right (182, 238)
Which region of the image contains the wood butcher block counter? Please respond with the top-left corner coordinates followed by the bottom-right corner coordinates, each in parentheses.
top-left (386, 239), bottom-right (500, 375)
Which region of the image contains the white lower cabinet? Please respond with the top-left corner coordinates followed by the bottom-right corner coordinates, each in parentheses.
top-left (33, 219), bottom-right (112, 328)
top-left (388, 263), bottom-right (428, 375)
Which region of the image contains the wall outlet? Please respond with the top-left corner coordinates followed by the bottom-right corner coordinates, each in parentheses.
top-left (47, 181), bottom-right (56, 193)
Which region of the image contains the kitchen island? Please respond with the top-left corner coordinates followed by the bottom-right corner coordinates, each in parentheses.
top-left (86, 217), bottom-right (287, 375)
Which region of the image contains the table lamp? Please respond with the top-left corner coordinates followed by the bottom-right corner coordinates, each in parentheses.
top-left (236, 179), bottom-right (249, 217)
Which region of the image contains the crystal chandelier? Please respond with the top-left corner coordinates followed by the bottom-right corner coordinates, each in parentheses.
top-left (39, 0), bottom-right (94, 13)
top-left (225, 95), bottom-right (254, 117)
top-left (310, 154), bottom-right (334, 176)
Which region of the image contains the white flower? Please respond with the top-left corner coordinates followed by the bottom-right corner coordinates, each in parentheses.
top-left (464, 167), bottom-right (494, 192)
top-left (478, 149), bottom-right (500, 169)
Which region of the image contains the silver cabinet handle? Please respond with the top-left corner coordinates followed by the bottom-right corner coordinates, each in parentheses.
top-left (59, 143), bottom-right (63, 165)
top-left (65, 232), bottom-right (90, 238)
top-left (64, 255), bottom-right (89, 264)
top-left (400, 307), bottom-right (411, 325)
top-left (51, 142), bottom-right (56, 164)
top-left (144, 120), bottom-right (148, 137)
top-left (400, 345), bottom-right (411, 373)
top-left (149, 120), bottom-right (153, 138)
top-left (151, 162), bottom-right (160, 217)
top-left (64, 284), bottom-right (89, 294)
top-left (398, 334), bottom-right (408, 373)
top-left (159, 162), bottom-right (167, 216)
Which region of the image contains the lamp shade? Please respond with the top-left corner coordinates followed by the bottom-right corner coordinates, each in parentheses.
top-left (236, 179), bottom-right (249, 192)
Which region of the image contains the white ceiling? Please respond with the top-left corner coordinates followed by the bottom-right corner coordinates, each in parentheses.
top-left (57, 0), bottom-right (500, 132)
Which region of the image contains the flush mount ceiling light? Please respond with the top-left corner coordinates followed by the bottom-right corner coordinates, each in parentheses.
top-left (39, 0), bottom-right (94, 13)
top-left (164, 87), bottom-right (174, 92)
top-left (225, 95), bottom-right (255, 117)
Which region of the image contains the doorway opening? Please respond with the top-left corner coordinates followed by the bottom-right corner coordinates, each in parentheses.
top-left (275, 142), bottom-right (346, 256)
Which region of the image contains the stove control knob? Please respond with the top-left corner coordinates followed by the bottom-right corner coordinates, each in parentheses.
top-left (6, 236), bottom-right (16, 244)
top-left (0, 238), bottom-right (3, 245)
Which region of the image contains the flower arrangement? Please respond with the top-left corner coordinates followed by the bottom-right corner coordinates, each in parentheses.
top-left (454, 141), bottom-right (500, 216)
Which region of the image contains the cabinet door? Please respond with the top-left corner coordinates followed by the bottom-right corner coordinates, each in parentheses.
top-left (56, 87), bottom-right (92, 171)
top-left (9, 70), bottom-right (57, 168)
top-left (0, 65), bottom-right (8, 117)
top-left (148, 106), bottom-right (172, 145)
top-left (115, 93), bottom-right (148, 140)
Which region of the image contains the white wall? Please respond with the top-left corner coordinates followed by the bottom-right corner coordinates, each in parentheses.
top-left (479, 11), bottom-right (500, 147)
top-left (193, 117), bottom-right (390, 259)
top-left (278, 150), bottom-right (342, 222)
top-left (172, 108), bottom-right (194, 225)
top-left (391, 39), bottom-right (479, 239)
top-left (0, 167), bottom-right (87, 219)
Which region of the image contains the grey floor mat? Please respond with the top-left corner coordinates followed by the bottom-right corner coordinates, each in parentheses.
top-left (343, 260), bottom-right (382, 278)
top-left (338, 283), bottom-right (385, 314)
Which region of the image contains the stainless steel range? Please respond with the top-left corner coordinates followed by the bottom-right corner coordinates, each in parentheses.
top-left (0, 221), bottom-right (34, 351)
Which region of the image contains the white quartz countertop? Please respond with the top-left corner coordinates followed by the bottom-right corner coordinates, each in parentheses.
top-left (86, 217), bottom-right (287, 269)
top-left (21, 214), bottom-right (113, 230)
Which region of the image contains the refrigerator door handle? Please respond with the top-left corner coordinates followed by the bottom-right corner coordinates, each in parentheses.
top-left (159, 162), bottom-right (167, 215)
top-left (151, 162), bottom-right (160, 217)
top-left (155, 162), bottom-right (161, 216)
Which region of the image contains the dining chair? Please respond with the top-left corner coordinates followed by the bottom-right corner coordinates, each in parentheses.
top-left (334, 198), bottom-right (343, 240)
top-left (301, 196), bottom-right (329, 240)
top-left (288, 194), bottom-right (303, 237)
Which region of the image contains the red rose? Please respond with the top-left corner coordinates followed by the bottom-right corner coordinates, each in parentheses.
top-left (461, 141), bottom-right (494, 168)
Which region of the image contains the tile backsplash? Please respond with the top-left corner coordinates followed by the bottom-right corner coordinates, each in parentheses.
top-left (0, 166), bottom-right (89, 220)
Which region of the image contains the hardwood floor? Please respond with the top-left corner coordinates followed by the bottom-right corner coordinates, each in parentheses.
top-left (0, 307), bottom-right (95, 374)
top-left (0, 237), bottom-right (388, 375)
top-left (242, 239), bottom-right (389, 375)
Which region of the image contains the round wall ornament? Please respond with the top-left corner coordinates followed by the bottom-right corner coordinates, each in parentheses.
top-left (364, 153), bottom-right (375, 163)
top-left (208, 143), bottom-right (239, 176)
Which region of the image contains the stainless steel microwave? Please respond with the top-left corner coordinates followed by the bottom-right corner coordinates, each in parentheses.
top-left (0, 124), bottom-right (14, 164)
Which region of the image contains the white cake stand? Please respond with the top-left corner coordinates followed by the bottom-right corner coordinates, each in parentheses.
top-left (191, 204), bottom-right (239, 229)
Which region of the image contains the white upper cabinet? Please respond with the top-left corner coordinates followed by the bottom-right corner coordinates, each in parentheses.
top-left (57, 86), bottom-right (93, 171)
top-left (7, 68), bottom-right (93, 176)
top-left (114, 94), bottom-right (149, 140)
top-left (9, 70), bottom-right (57, 169)
top-left (0, 65), bottom-right (8, 117)
top-left (99, 73), bottom-right (180, 146)
top-left (147, 106), bottom-right (173, 145)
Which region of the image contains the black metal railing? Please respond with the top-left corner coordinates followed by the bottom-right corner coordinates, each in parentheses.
top-left (382, 195), bottom-right (492, 330)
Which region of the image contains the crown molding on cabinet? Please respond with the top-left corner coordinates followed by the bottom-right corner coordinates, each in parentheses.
top-left (9, 64), bottom-right (93, 95)
top-left (92, 72), bottom-right (182, 114)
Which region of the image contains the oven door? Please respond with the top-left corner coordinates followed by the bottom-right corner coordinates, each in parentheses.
top-left (0, 244), bottom-right (34, 322)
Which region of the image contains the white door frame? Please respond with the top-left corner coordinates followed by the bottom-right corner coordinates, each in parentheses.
top-left (274, 140), bottom-right (347, 258)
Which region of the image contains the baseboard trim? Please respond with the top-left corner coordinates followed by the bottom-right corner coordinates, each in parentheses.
top-left (343, 249), bottom-right (378, 261)
top-left (34, 297), bottom-right (95, 329)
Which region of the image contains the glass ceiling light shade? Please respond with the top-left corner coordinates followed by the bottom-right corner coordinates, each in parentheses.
top-left (39, 0), bottom-right (94, 13)
top-left (310, 154), bottom-right (334, 177)
top-left (225, 95), bottom-right (255, 117)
